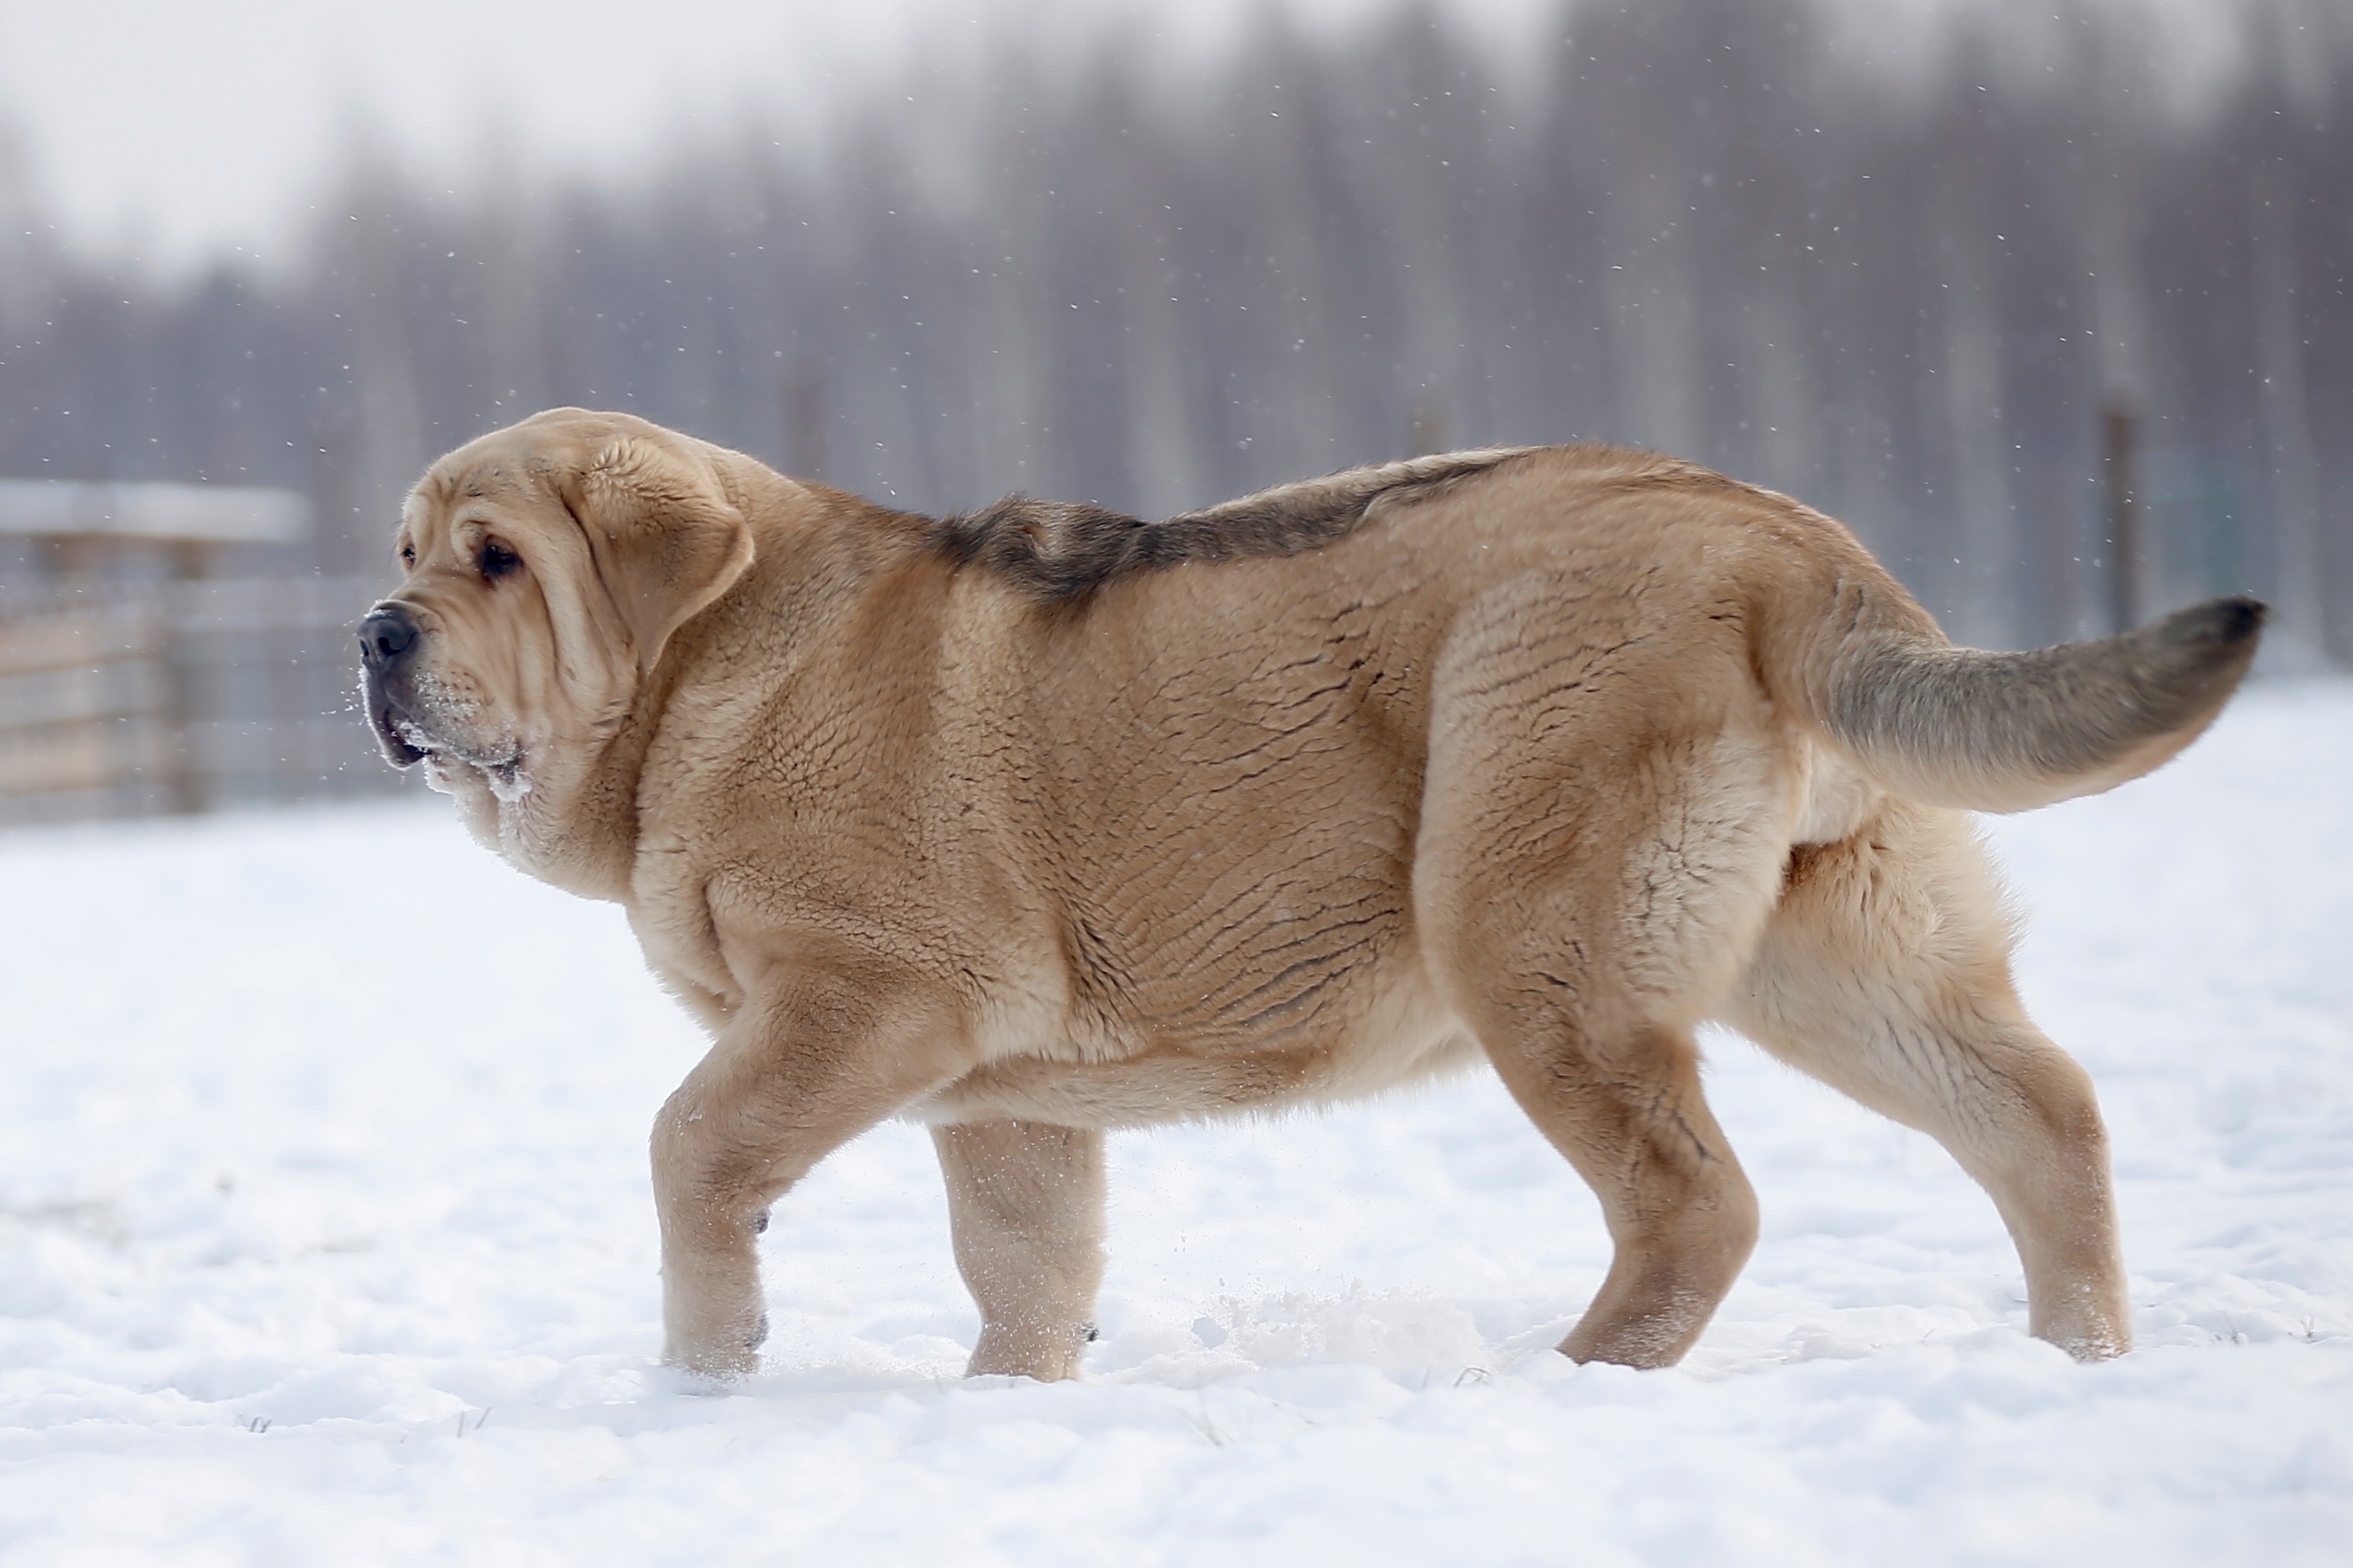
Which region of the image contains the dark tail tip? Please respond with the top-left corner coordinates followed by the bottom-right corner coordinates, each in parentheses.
top-left (2175, 593), bottom-right (2267, 646)
top-left (2117, 594), bottom-right (2266, 736)
top-left (2142, 594), bottom-right (2266, 669)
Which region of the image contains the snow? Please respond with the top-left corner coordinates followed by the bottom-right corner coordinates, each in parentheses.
top-left (2, 682), bottom-right (2348, 1565)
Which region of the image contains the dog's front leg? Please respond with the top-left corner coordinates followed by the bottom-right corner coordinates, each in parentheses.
top-left (933, 1119), bottom-right (1107, 1381)
top-left (650, 961), bottom-right (961, 1379)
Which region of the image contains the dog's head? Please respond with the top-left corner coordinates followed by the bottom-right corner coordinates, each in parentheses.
top-left (358, 408), bottom-right (756, 806)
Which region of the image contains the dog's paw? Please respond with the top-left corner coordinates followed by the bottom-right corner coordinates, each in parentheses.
top-left (659, 1308), bottom-right (770, 1382)
top-left (647, 1359), bottom-right (743, 1396)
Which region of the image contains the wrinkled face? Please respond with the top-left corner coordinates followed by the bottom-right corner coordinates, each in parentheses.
top-left (357, 409), bottom-right (754, 810)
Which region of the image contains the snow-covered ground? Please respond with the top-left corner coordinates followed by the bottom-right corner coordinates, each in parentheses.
top-left (2, 683), bottom-right (2348, 1566)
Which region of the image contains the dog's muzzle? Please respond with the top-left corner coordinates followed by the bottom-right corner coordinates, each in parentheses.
top-left (358, 604), bottom-right (428, 766)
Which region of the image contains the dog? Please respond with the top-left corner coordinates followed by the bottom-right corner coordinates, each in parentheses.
top-left (358, 408), bottom-right (2261, 1380)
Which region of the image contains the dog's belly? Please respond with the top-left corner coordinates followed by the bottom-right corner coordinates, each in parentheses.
top-left (914, 969), bottom-right (1483, 1129)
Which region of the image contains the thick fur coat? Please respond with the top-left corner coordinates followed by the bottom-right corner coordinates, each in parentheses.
top-left (359, 408), bottom-right (2260, 1379)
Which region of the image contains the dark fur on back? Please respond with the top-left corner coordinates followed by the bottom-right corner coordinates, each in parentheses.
top-left (929, 449), bottom-right (1532, 602)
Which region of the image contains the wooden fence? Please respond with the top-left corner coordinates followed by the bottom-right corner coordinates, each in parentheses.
top-left (0, 577), bottom-right (413, 828)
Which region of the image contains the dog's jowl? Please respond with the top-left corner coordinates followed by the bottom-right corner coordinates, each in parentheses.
top-left (360, 408), bottom-right (2260, 1379)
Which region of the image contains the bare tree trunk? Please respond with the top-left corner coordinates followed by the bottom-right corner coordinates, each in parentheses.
top-left (1112, 127), bottom-right (1205, 516)
top-left (2249, 157), bottom-right (2328, 663)
top-left (1607, 172), bottom-right (1705, 458)
top-left (2075, 61), bottom-right (2159, 644)
top-left (1746, 249), bottom-right (1818, 501)
top-left (342, 174), bottom-right (430, 546)
top-left (1935, 168), bottom-right (2013, 646)
top-left (1383, 15), bottom-right (1484, 454)
top-left (782, 373), bottom-right (828, 485)
top-left (2102, 403), bottom-right (2144, 635)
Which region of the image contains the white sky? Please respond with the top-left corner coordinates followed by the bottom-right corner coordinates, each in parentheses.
top-left (0, 0), bottom-right (1501, 274)
top-left (0, 0), bottom-right (2251, 278)
top-left (0, 0), bottom-right (940, 271)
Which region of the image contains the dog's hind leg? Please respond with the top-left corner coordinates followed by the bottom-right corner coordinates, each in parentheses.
top-left (1479, 1011), bottom-right (1761, 1368)
top-left (1721, 801), bottom-right (2131, 1360)
top-left (933, 1119), bottom-right (1107, 1381)
top-left (1415, 621), bottom-right (1792, 1368)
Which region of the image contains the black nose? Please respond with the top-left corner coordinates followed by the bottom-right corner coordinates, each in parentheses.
top-left (358, 605), bottom-right (420, 674)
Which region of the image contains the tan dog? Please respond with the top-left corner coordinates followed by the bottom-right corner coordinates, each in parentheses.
top-left (358, 408), bottom-right (2261, 1380)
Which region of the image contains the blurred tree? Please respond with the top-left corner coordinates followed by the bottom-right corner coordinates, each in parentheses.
top-left (0, 0), bottom-right (2343, 657)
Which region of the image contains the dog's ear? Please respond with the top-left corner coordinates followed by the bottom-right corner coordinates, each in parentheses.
top-left (569, 437), bottom-right (756, 671)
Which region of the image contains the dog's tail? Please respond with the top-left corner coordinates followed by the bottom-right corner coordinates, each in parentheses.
top-left (1760, 537), bottom-right (2263, 813)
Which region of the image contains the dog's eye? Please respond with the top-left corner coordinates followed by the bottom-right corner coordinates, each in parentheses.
top-left (479, 540), bottom-right (522, 581)
top-left (399, 542), bottom-right (416, 568)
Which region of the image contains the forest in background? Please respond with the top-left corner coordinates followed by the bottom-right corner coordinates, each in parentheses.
top-left (0, 0), bottom-right (2346, 657)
